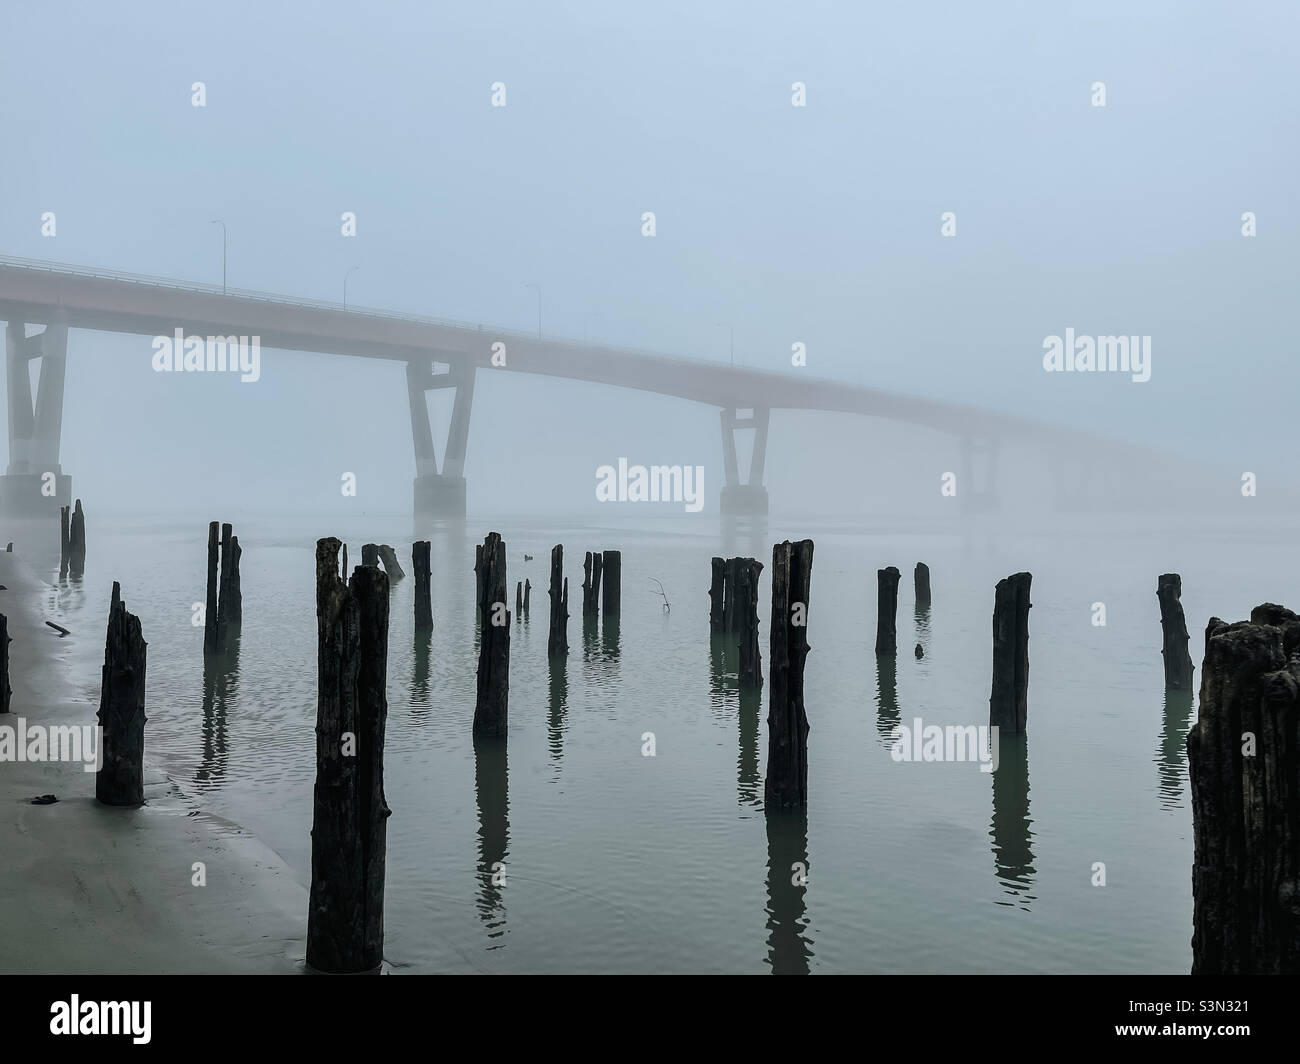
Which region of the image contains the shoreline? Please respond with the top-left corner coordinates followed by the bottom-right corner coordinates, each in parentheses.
top-left (0, 551), bottom-right (306, 974)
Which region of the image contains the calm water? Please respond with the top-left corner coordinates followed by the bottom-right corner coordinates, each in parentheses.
top-left (36, 511), bottom-right (1298, 973)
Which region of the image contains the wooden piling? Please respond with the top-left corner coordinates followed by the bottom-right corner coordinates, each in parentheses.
top-left (765, 539), bottom-right (814, 810)
top-left (216, 523), bottom-right (242, 650)
top-left (914, 562), bottom-right (931, 608)
top-left (515, 581), bottom-right (523, 614)
top-left (95, 582), bottom-right (147, 807)
top-left (523, 578), bottom-right (531, 616)
top-left (473, 532), bottom-right (510, 738)
top-left (412, 541), bottom-right (432, 632)
top-left (737, 558), bottom-right (764, 688)
top-left (582, 551), bottom-right (603, 620)
top-left (989, 572), bottom-right (1032, 735)
top-left (59, 505), bottom-right (70, 577)
top-left (377, 544), bottom-right (405, 581)
top-left (306, 538), bottom-right (391, 974)
top-left (68, 499), bottom-right (86, 576)
top-left (203, 521), bottom-right (219, 656)
top-left (1189, 604), bottom-right (1300, 973)
top-left (0, 613), bottom-right (10, 715)
top-left (709, 557), bottom-right (726, 630)
top-left (1157, 573), bottom-right (1194, 690)
top-left (547, 545), bottom-right (568, 658)
top-left (361, 543), bottom-right (379, 568)
top-left (602, 550), bottom-right (621, 615)
top-left (875, 566), bottom-right (900, 655)
top-left (724, 557), bottom-right (744, 632)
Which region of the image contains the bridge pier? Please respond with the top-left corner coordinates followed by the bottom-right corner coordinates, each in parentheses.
top-left (719, 406), bottom-right (770, 516)
top-left (1, 315), bottom-right (72, 517)
top-left (960, 433), bottom-right (1000, 515)
top-left (409, 358), bottom-right (475, 521)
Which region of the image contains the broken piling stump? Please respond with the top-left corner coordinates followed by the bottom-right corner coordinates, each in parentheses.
top-left (765, 539), bottom-right (814, 810)
top-left (216, 523), bottom-right (242, 651)
top-left (523, 578), bottom-right (531, 616)
top-left (203, 521), bottom-right (220, 656)
top-left (737, 558), bottom-right (764, 688)
top-left (473, 532), bottom-right (510, 739)
top-left (361, 543), bottom-right (379, 568)
top-left (68, 499), bottom-right (86, 576)
top-left (875, 566), bottom-right (900, 655)
top-left (59, 505), bottom-right (70, 577)
top-left (602, 551), bottom-right (621, 615)
top-left (547, 545), bottom-right (568, 658)
top-left (709, 557), bottom-right (726, 630)
top-left (306, 538), bottom-right (391, 974)
top-left (914, 562), bottom-right (931, 609)
top-left (377, 544), bottom-right (405, 581)
top-left (1189, 604), bottom-right (1300, 974)
top-left (1157, 573), bottom-right (1194, 690)
top-left (515, 580), bottom-right (523, 615)
top-left (96, 583), bottom-right (147, 807)
top-left (582, 551), bottom-right (603, 620)
top-left (989, 572), bottom-right (1032, 735)
top-left (412, 541), bottom-right (432, 632)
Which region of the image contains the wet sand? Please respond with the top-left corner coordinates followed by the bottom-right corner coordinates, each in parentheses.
top-left (0, 550), bottom-right (306, 973)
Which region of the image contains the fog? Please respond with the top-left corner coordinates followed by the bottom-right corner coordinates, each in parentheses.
top-left (1, 1), bottom-right (1295, 519)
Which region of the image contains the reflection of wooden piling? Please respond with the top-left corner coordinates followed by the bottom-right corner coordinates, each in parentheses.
top-left (709, 557), bottom-right (726, 630)
top-left (1189, 604), bottom-right (1300, 974)
top-left (204, 521), bottom-right (220, 655)
top-left (377, 544), bottom-right (405, 581)
top-left (765, 539), bottom-right (814, 810)
top-left (989, 572), bottom-right (1032, 735)
top-left (474, 532), bottom-right (510, 739)
top-left (96, 582), bottom-right (147, 807)
top-left (602, 551), bottom-right (621, 615)
top-left (875, 566), bottom-right (900, 655)
top-left (547, 545), bottom-right (568, 658)
top-left (361, 543), bottom-right (379, 568)
top-left (1157, 573), bottom-right (1194, 689)
top-left (413, 541), bottom-right (432, 631)
top-left (59, 505), bottom-right (70, 577)
top-left (737, 558), bottom-right (764, 687)
top-left (914, 562), bottom-right (931, 608)
top-left (307, 538), bottom-right (391, 974)
top-left (0, 613), bottom-right (10, 715)
top-left (68, 499), bottom-right (86, 576)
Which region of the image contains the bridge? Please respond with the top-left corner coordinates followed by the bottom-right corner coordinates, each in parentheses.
top-left (0, 254), bottom-right (1129, 520)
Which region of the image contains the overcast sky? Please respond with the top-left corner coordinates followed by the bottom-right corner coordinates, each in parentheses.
top-left (1, 0), bottom-right (1295, 517)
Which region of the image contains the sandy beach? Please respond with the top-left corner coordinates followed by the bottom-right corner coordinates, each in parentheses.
top-left (0, 550), bottom-right (306, 974)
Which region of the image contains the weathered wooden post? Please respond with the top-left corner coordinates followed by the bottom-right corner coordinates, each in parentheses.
top-left (474, 532), bottom-right (510, 739)
top-left (203, 521), bottom-right (220, 655)
top-left (1157, 573), bottom-right (1194, 690)
top-left (59, 505), bottom-right (70, 577)
top-left (377, 544), bottom-right (405, 581)
top-left (914, 562), bottom-right (931, 609)
top-left (724, 557), bottom-right (744, 632)
top-left (1189, 604), bottom-right (1300, 974)
top-left (0, 613), bottom-right (10, 715)
top-left (523, 578), bottom-right (531, 616)
top-left (68, 499), bottom-right (86, 575)
top-left (547, 545), bottom-right (568, 658)
top-left (989, 572), bottom-right (1032, 735)
top-left (738, 558), bottom-right (764, 687)
top-left (361, 543), bottom-right (379, 568)
top-left (412, 541), bottom-right (432, 632)
top-left (216, 523), bottom-right (242, 651)
top-left (515, 581), bottom-right (523, 615)
top-left (875, 566), bottom-right (900, 655)
top-left (709, 557), bottom-right (726, 630)
top-left (582, 551), bottom-right (603, 620)
top-left (602, 550), bottom-right (621, 615)
top-left (96, 583), bottom-right (147, 807)
top-left (765, 539), bottom-right (814, 810)
top-left (306, 538), bottom-right (391, 974)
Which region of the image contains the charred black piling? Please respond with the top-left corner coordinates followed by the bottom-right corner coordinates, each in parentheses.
top-left (989, 572), bottom-right (1032, 735)
top-left (709, 557), bottom-right (726, 631)
top-left (96, 583), bottom-right (147, 807)
top-left (412, 541), bottom-right (432, 632)
top-left (737, 558), bottom-right (764, 688)
top-left (875, 566), bottom-right (900, 655)
top-left (602, 550), bottom-right (621, 615)
top-left (765, 539), bottom-right (814, 810)
top-left (473, 532), bottom-right (510, 739)
top-left (914, 562), bottom-right (931, 609)
top-left (68, 499), bottom-right (86, 576)
top-left (547, 545), bottom-right (568, 658)
top-left (1157, 573), bottom-right (1195, 690)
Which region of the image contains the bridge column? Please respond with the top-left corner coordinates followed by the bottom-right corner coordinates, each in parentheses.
top-left (1, 314), bottom-right (72, 517)
top-left (719, 406), bottom-right (769, 516)
top-left (409, 358), bottom-right (475, 520)
top-left (960, 434), bottom-right (1001, 514)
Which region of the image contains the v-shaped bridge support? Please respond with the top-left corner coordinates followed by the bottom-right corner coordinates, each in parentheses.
top-left (1, 314), bottom-right (72, 515)
top-left (409, 358), bottom-right (475, 520)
